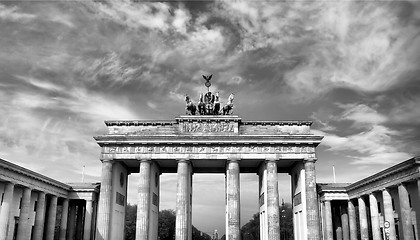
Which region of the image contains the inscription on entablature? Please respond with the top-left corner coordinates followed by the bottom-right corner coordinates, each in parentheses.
top-left (182, 122), bottom-right (235, 133)
top-left (104, 145), bottom-right (315, 154)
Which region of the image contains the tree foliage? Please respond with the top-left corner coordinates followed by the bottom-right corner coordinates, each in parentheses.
top-left (125, 204), bottom-right (137, 240)
top-left (240, 203), bottom-right (294, 240)
top-left (125, 206), bottom-right (211, 240)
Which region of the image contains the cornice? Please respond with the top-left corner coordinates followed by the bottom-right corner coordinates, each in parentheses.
top-left (0, 158), bottom-right (71, 191)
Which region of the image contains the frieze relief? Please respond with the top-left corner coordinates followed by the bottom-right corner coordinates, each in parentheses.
top-left (104, 145), bottom-right (315, 154)
top-left (181, 122), bottom-right (236, 133)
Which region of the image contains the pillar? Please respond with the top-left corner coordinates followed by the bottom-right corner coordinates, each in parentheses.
top-left (340, 205), bottom-right (350, 240)
top-left (226, 160), bottom-right (240, 240)
top-left (398, 183), bottom-right (414, 240)
top-left (304, 159), bottom-right (321, 240)
top-left (136, 160), bottom-right (151, 240)
top-left (84, 200), bottom-right (94, 240)
top-left (347, 200), bottom-right (357, 240)
top-left (95, 159), bottom-right (113, 240)
top-left (175, 159), bottom-right (191, 240)
top-left (68, 203), bottom-right (77, 240)
top-left (33, 192), bottom-right (46, 240)
top-left (369, 193), bottom-right (381, 240)
top-left (266, 160), bottom-right (280, 240)
top-left (16, 187), bottom-right (31, 240)
top-left (76, 203), bottom-right (84, 239)
top-left (59, 198), bottom-right (69, 240)
top-left (382, 188), bottom-right (396, 240)
top-left (358, 197), bottom-right (369, 240)
top-left (46, 195), bottom-right (58, 240)
top-left (0, 182), bottom-right (14, 240)
top-left (324, 201), bottom-right (333, 240)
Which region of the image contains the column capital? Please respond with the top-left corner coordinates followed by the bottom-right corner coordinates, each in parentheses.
top-left (304, 158), bottom-right (317, 163)
top-left (265, 158), bottom-right (278, 163)
top-left (227, 157), bottom-right (241, 163)
top-left (176, 158), bottom-right (190, 163)
top-left (100, 156), bottom-right (114, 163)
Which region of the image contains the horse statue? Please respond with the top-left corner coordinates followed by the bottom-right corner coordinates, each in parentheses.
top-left (222, 93), bottom-right (234, 115)
top-left (197, 93), bottom-right (205, 115)
top-left (185, 95), bottom-right (197, 115)
top-left (213, 92), bottom-right (220, 115)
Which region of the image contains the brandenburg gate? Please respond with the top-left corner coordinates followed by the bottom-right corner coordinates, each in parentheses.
top-left (94, 114), bottom-right (323, 240)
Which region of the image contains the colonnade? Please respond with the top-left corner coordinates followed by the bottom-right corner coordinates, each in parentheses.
top-left (322, 181), bottom-right (420, 240)
top-left (95, 158), bottom-right (321, 240)
top-left (0, 182), bottom-right (96, 240)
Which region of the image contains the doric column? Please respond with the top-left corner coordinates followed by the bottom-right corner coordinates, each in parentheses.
top-left (369, 193), bottom-right (381, 240)
top-left (16, 187), bottom-right (31, 240)
top-left (0, 182), bottom-right (14, 240)
top-left (175, 159), bottom-right (191, 240)
top-left (340, 205), bottom-right (350, 240)
top-left (76, 203), bottom-right (84, 239)
top-left (398, 183), bottom-right (414, 240)
top-left (266, 160), bottom-right (280, 240)
top-left (59, 198), bottom-right (69, 240)
top-left (68, 203), bottom-right (77, 240)
top-left (324, 201), bottom-right (333, 240)
top-left (358, 197), bottom-right (369, 240)
top-left (347, 200), bottom-right (357, 240)
top-left (96, 159), bottom-right (113, 240)
top-left (46, 195), bottom-right (58, 240)
top-left (304, 159), bottom-right (321, 240)
top-left (136, 159), bottom-right (151, 240)
top-left (226, 159), bottom-right (240, 240)
top-left (84, 200), bottom-right (94, 240)
top-left (382, 188), bottom-right (396, 240)
top-left (33, 192), bottom-right (46, 240)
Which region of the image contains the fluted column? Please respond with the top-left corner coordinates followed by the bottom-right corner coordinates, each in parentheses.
top-left (46, 195), bottom-right (58, 240)
top-left (136, 159), bottom-right (151, 240)
top-left (68, 203), bottom-right (77, 240)
top-left (175, 159), bottom-right (191, 240)
top-left (382, 188), bottom-right (396, 240)
top-left (266, 160), bottom-right (280, 240)
top-left (324, 201), bottom-right (333, 240)
top-left (96, 159), bottom-right (113, 240)
top-left (340, 205), bottom-right (350, 240)
top-left (33, 192), bottom-right (47, 240)
top-left (398, 183), bottom-right (414, 240)
top-left (347, 200), bottom-right (357, 240)
top-left (59, 198), bottom-right (69, 240)
top-left (16, 187), bottom-right (31, 240)
top-left (358, 197), bottom-right (369, 240)
top-left (0, 182), bottom-right (14, 240)
top-left (369, 193), bottom-right (381, 240)
top-left (84, 200), bottom-right (94, 240)
top-left (304, 159), bottom-right (321, 240)
top-left (226, 160), bottom-right (240, 240)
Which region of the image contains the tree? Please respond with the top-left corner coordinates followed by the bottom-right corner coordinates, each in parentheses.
top-left (240, 202), bottom-right (294, 240)
top-left (158, 209), bottom-right (176, 240)
top-left (126, 204), bottom-right (137, 240)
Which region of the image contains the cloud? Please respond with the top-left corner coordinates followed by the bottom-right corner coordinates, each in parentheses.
top-left (0, 4), bottom-right (36, 22)
top-left (313, 103), bottom-right (412, 165)
top-left (337, 103), bottom-right (387, 126)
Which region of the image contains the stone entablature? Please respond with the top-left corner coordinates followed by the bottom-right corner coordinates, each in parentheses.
top-left (317, 157), bottom-right (420, 199)
top-left (103, 115), bottom-right (313, 136)
top-left (96, 116), bottom-right (322, 162)
top-left (347, 157), bottom-right (420, 198)
top-left (0, 158), bottom-right (71, 197)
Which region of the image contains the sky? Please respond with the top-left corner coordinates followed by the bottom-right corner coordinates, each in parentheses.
top-left (1, 0), bottom-right (420, 235)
